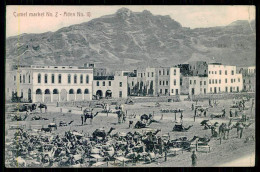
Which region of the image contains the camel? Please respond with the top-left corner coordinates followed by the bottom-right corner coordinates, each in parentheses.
top-left (140, 114), bottom-right (150, 121)
top-left (210, 111), bottom-right (225, 119)
top-left (83, 110), bottom-right (99, 122)
top-left (11, 114), bottom-right (28, 121)
top-left (172, 124), bottom-right (193, 132)
top-left (92, 127), bottom-right (115, 141)
top-left (41, 127), bottom-right (52, 133)
top-left (201, 120), bottom-right (219, 130)
top-left (218, 122), bottom-right (233, 139)
top-left (231, 122), bottom-right (252, 139)
top-left (31, 116), bottom-right (48, 121)
top-left (140, 114), bottom-right (159, 123)
top-left (48, 123), bottom-right (58, 130)
top-left (134, 120), bottom-right (153, 129)
top-left (59, 120), bottom-right (74, 127)
top-left (189, 136), bottom-right (211, 149)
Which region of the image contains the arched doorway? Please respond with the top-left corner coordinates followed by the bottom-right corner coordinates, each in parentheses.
top-left (44, 89), bottom-right (51, 103)
top-left (76, 89), bottom-right (83, 101)
top-left (96, 90), bottom-right (103, 99)
top-left (36, 89), bottom-right (42, 102)
top-left (69, 89), bottom-right (75, 101)
top-left (53, 89), bottom-right (59, 102)
top-left (84, 88), bottom-right (90, 100)
top-left (28, 89), bottom-right (32, 102)
top-left (105, 90), bottom-right (112, 99)
top-left (60, 89), bottom-right (67, 102)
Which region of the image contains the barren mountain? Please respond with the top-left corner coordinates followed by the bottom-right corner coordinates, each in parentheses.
top-left (6, 8), bottom-right (256, 71)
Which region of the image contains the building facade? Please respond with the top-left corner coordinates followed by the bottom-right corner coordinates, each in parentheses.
top-left (188, 76), bottom-right (208, 95)
top-left (238, 66), bottom-right (256, 92)
top-left (93, 75), bottom-right (128, 99)
top-left (188, 61), bottom-right (208, 76)
top-left (132, 67), bottom-right (181, 96)
top-left (208, 63), bottom-right (243, 93)
top-left (6, 65), bottom-right (93, 103)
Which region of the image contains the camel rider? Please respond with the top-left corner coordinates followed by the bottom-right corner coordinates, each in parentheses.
top-left (191, 151), bottom-right (197, 167)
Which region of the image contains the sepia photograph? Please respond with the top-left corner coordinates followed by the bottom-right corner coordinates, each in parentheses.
top-left (5, 5), bottom-right (255, 167)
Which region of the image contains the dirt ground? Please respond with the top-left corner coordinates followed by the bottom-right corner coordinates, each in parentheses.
top-left (5, 98), bottom-right (255, 167)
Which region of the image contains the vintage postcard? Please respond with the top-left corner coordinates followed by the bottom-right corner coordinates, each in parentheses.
top-left (5, 5), bottom-right (255, 167)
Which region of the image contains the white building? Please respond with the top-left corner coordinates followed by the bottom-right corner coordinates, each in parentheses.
top-left (92, 75), bottom-right (128, 99)
top-left (6, 65), bottom-right (93, 103)
top-left (208, 63), bottom-right (243, 93)
top-left (188, 76), bottom-right (208, 95)
top-left (169, 67), bottom-right (181, 96)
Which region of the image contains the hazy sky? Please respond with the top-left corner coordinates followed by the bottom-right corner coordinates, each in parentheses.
top-left (6, 5), bottom-right (255, 37)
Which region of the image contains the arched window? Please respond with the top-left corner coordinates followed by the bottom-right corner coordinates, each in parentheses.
top-left (86, 75), bottom-right (89, 84)
top-left (77, 89), bottom-right (82, 94)
top-left (23, 75), bottom-right (25, 83)
top-left (38, 74), bottom-right (41, 83)
top-left (97, 81), bottom-right (99, 86)
top-left (69, 89), bottom-right (74, 94)
top-left (45, 74), bottom-right (48, 83)
top-left (36, 89), bottom-right (42, 94)
top-left (28, 75), bottom-right (31, 83)
top-left (20, 74), bottom-right (22, 83)
top-left (103, 81), bottom-right (105, 86)
top-left (80, 74), bottom-right (83, 84)
top-left (84, 89), bottom-right (89, 94)
top-left (68, 74), bottom-right (71, 84)
top-left (45, 89), bottom-right (50, 94)
top-left (58, 74), bottom-right (62, 83)
top-left (74, 74), bottom-right (77, 84)
top-left (53, 89), bottom-right (59, 94)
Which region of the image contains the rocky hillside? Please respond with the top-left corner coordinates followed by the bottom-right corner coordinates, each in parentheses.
top-left (6, 8), bottom-right (256, 71)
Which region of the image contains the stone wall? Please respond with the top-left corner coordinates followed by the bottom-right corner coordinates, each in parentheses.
top-left (191, 92), bottom-right (255, 101)
top-left (57, 95), bottom-right (180, 107)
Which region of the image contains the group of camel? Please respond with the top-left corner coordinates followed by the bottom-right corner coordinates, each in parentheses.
top-left (201, 119), bottom-right (252, 139)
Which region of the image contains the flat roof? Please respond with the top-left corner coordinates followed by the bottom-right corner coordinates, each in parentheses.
top-left (94, 76), bottom-right (114, 80)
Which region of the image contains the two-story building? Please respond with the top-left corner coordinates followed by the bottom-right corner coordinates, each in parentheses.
top-left (92, 75), bottom-right (128, 99)
top-left (6, 65), bottom-right (94, 103)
